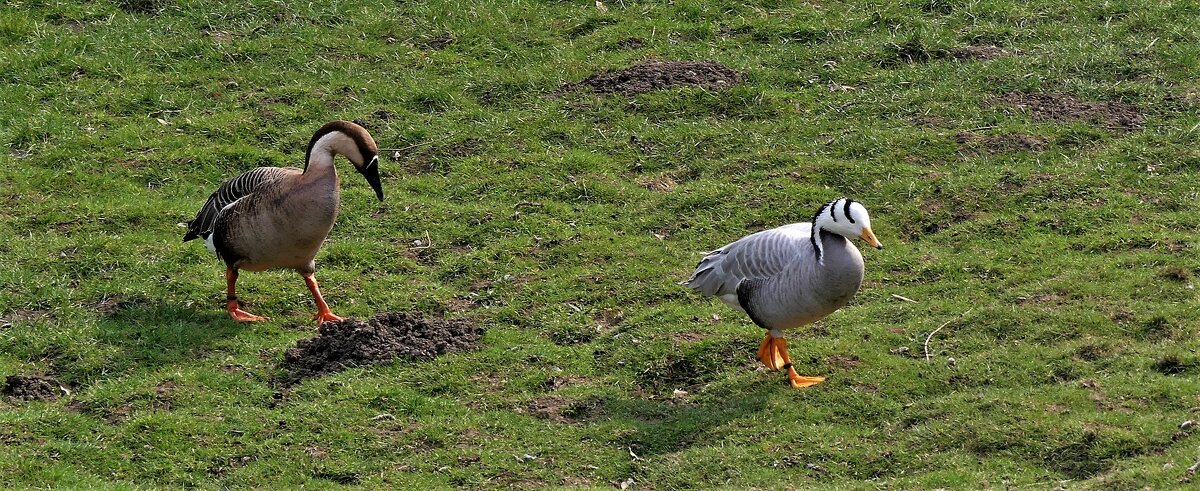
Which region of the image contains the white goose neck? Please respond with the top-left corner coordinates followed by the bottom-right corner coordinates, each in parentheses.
top-left (305, 131), bottom-right (363, 174)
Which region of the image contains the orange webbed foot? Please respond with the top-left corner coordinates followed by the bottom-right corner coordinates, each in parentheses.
top-left (314, 310), bottom-right (343, 325)
top-left (229, 308), bottom-right (270, 323)
top-left (786, 366), bottom-right (825, 389)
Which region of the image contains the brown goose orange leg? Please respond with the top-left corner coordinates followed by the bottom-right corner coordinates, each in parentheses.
top-left (303, 274), bottom-right (342, 325)
top-left (226, 268), bottom-right (269, 322)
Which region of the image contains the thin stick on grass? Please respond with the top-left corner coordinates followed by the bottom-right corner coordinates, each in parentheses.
top-left (378, 136), bottom-right (452, 157)
top-left (409, 231), bottom-right (432, 250)
top-left (925, 309), bottom-right (972, 363)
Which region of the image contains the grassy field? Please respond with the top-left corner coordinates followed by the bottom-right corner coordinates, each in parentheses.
top-left (3, 0), bottom-right (1200, 488)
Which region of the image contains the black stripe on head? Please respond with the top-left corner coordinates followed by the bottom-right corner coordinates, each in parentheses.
top-left (810, 200), bottom-right (839, 264)
top-left (843, 198), bottom-right (856, 224)
top-left (811, 201), bottom-right (831, 225)
top-left (303, 120), bottom-right (378, 170)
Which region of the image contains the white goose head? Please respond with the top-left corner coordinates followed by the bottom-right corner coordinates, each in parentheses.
top-left (304, 120), bottom-right (384, 201)
top-left (810, 198), bottom-right (883, 264)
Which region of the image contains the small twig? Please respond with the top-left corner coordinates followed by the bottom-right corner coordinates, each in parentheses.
top-left (409, 231), bottom-right (432, 250)
top-left (963, 125), bottom-right (997, 132)
top-left (378, 136), bottom-right (452, 156)
top-left (925, 309), bottom-right (972, 363)
top-left (891, 294), bottom-right (918, 303)
top-left (513, 201), bottom-right (543, 209)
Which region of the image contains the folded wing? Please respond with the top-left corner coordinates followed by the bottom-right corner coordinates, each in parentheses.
top-left (182, 167), bottom-right (298, 242)
top-left (682, 223), bottom-right (812, 298)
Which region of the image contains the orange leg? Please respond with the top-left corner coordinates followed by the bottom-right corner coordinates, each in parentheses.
top-left (225, 268), bottom-right (269, 322)
top-left (757, 333), bottom-right (825, 389)
top-left (774, 338), bottom-right (825, 389)
top-left (303, 274), bottom-right (342, 325)
top-left (757, 332), bottom-right (785, 370)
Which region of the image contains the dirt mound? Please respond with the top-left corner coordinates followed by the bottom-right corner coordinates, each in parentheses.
top-left (990, 92), bottom-right (1143, 130)
top-left (277, 312), bottom-right (483, 386)
top-left (955, 131), bottom-right (1049, 153)
top-left (567, 60), bottom-right (742, 96)
top-left (3, 374), bottom-right (62, 401)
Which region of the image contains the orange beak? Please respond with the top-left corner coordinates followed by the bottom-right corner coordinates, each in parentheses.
top-left (859, 227), bottom-right (883, 250)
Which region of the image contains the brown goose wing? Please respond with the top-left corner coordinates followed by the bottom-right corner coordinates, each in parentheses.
top-left (182, 167), bottom-right (299, 242)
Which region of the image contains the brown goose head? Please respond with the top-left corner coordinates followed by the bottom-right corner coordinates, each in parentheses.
top-left (304, 120), bottom-right (384, 201)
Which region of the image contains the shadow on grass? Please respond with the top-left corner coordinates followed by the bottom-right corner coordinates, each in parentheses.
top-left (87, 302), bottom-right (243, 374)
top-left (599, 384), bottom-right (777, 456)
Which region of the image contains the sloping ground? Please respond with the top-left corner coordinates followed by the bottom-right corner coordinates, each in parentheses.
top-left (1, 0), bottom-right (1199, 489)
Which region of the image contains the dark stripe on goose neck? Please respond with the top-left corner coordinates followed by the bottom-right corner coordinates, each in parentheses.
top-left (810, 201), bottom-right (833, 262)
top-left (843, 198), bottom-right (856, 224)
top-left (303, 121), bottom-right (373, 171)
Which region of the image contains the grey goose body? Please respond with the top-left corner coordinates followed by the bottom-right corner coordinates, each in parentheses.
top-left (183, 121), bottom-right (384, 324)
top-left (683, 198), bottom-right (882, 388)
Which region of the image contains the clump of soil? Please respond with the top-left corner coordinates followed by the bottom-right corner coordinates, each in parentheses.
top-left (3, 374), bottom-right (62, 401)
top-left (613, 37), bottom-right (645, 50)
top-left (955, 131), bottom-right (1049, 153)
top-left (1160, 265), bottom-right (1191, 282)
top-left (418, 33), bottom-right (454, 50)
top-left (277, 312), bottom-right (483, 386)
top-left (566, 60), bottom-right (742, 96)
top-left (989, 92), bottom-right (1143, 131)
top-left (951, 45), bottom-right (1013, 60)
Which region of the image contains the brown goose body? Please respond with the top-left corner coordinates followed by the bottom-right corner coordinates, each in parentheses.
top-left (208, 165), bottom-right (338, 274)
top-left (183, 121), bottom-right (383, 323)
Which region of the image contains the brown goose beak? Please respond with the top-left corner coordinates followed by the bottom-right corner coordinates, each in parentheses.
top-left (360, 155), bottom-right (384, 201)
top-left (860, 227), bottom-right (883, 250)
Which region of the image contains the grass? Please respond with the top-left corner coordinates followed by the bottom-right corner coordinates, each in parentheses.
top-left (2, 0), bottom-right (1200, 488)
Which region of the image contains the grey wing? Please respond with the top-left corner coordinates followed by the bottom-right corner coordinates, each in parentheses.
top-left (682, 223), bottom-right (812, 297)
top-left (182, 167), bottom-right (297, 242)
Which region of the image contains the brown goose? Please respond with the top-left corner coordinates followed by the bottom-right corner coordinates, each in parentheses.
top-left (683, 198), bottom-right (883, 388)
top-left (183, 120), bottom-right (383, 324)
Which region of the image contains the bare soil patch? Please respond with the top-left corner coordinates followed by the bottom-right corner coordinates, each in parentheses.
top-left (826, 354), bottom-right (861, 370)
top-left (989, 92), bottom-right (1143, 130)
top-left (3, 374), bottom-right (62, 401)
top-left (523, 395), bottom-right (605, 423)
top-left (955, 131), bottom-right (1049, 153)
top-left (613, 37), bottom-right (645, 50)
top-left (418, 33), bottom-right (455, 50)
top-left (276, 312), bottom-right (483, 386)
top-left (566, 60), bottom-right (742, 96)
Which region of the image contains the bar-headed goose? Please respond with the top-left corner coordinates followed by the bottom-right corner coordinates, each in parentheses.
top-left (683, 198), bottom-right (883, 388)
top-left (183, 120), bottom-right (383, 324)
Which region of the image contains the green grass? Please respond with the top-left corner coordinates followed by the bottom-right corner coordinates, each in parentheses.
top-left (3, 0), bottom-right (1200, 488)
